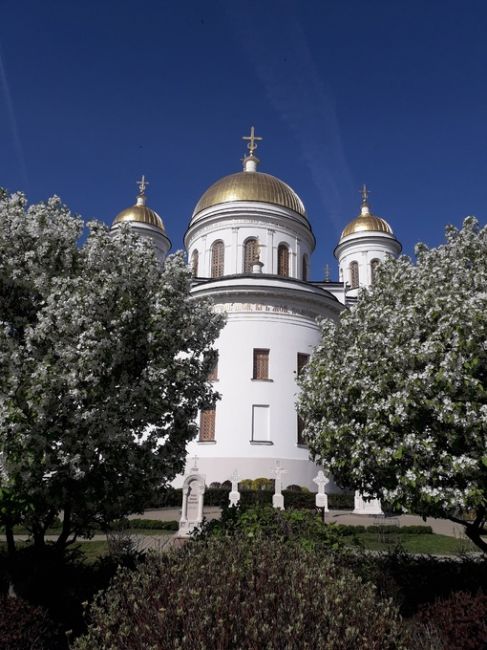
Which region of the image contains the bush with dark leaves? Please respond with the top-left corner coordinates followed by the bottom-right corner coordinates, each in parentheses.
top-left (75, 538), bottom-right (407, 650)
top-left (0, 596), bottom-right (65, 650)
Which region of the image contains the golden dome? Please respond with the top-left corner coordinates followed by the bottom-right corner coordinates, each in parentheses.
top-left (341, 184), bottom-right (393, 239)
top-left (192, 170), bottom-right (307, 219)
top-left (113, 204), bottom-right (165, 231)
top-left (112, 176), bottom-right (166, 232)
top-left (341, 213), bottom-right (393, 238)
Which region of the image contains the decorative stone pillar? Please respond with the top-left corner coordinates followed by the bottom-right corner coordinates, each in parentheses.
top-left (272, 460), bottom-right (286, 510)
top-left (229, 469), bottom-right (240, 507)
top-left (266, 229), bottom-right (275, 273)
top-left (313, 470), bottom-right (329, 511)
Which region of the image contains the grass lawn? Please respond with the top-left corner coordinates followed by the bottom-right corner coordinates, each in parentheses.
top-left (347, 531), bottom-right (477, 554)
top-left (75, 541), bottom-right (109, 562)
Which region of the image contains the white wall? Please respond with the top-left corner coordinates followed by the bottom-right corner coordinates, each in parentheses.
top-left (185, 202), bottom-right (315, 280)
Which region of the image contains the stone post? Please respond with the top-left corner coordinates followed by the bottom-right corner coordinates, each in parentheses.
top-left (272, 460), bottom-right (286, 510)
top-left (229, 469), bottom-right (240, 507)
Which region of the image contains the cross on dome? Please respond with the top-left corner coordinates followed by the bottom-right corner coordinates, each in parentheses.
top-left (242, 126), bottom-right (263, 155)
top-left (137, 175), bottom-right (149, 196)
top-left (360, 183), bottom-right (370, 206)
top-left (360, 184), bottom-right (371, 216)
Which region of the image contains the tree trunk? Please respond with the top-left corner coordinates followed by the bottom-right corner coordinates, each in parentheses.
top-left (32, 525), bottom-right (46, 550)
top-left (449, 506), bottom-right (487, 553)
top-left (464, 525), bottom-right (487, 553)
top-left (4, 522), bottom-right (16, 559)
top-left (55, 504), bottom-right (72, 551)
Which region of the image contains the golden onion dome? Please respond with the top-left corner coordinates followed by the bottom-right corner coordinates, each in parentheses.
top-left (112, 176), bottom-right (166, 232)
top-left (192, 167), bottom-right (306, 219)
top-left (340, 185), bottom-right (393, 239)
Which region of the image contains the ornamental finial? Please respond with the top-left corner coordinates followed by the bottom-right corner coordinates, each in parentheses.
top-left (137, 175), bottom-right (149, 197)
top-left (242, 126), bottom-right (263, 156)
top-left (360, 183), bottom-right (370, 207)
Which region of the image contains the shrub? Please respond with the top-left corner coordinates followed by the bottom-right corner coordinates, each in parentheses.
top-left (194, 505), bottom-right (354, 552)
top-left (0, 596), bottom-right (65, 649)
top-left (127, 519), bottom-right (179, 531)
top-left (285, 483), bottom-right (303, 491)
top-left (342, 550), bottom-right (487, 617)
top-left (328, 493), bottom-right (355, 510)
top-left (367, 525), bottom-right (433, 536)
top-left (75, 538), bottom-right (407, 650)
top-left (335, 524), bottom-right (366, 536)
top-left (415, 591), bottom-right (487, 650)
top-left (0, 545), bottom-right (123, 642)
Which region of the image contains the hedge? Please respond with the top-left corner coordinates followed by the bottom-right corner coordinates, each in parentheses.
top-left (148, 487), bottom-right (356, 510)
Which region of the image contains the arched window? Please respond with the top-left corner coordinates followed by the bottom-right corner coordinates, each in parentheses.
top-left (243, 238), bottom-right (259, 273)
top-left (211, 240), bottom-right (224, 278)
top-left (302, 254), bottom-right (309, 281)
top-left (350, 261), bottom-right (359, 289)
top-left (370, 258), bottom-right (380, 285)
top-left (191, 249), bottom-right (199, 277)
top-left (277, 244), bottom-right (289, 277)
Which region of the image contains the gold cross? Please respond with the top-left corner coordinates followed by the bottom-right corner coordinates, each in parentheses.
top-left (360, 183), bottom-right (369, 205)
top-left (242, 126), bottom-right (263, 155)
top-left (137, 175), bottom-right (149, 195)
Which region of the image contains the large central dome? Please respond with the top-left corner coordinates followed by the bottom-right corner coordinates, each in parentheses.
top-left (192, 168), bottom-right (307, 220)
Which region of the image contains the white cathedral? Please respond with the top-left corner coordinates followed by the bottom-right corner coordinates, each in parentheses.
top-left (110, 128), bottom-right (402, 505)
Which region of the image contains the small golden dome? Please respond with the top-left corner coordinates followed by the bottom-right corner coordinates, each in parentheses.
top-left (112, 176), bottom-right (166, 232)
top-left (341, 184), bottom-right (393, 239)
top-left (113, 204), bottom-right (165, 231)
top-left (192, 170), bottom-right (307, 219)
top-left (341, 214), bottom-right (393, 238)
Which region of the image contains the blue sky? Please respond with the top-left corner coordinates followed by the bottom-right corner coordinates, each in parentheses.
top-left (1, 0), bottom-right (487, 278)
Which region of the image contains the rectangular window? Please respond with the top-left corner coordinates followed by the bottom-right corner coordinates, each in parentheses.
top-left (208, 354), bottom-right (218, 381)
top-left (199, 409), bottom-right (216, 441)
top-left (252, 405), bottom-right (270, 441)
top-left (297, 353), bottom-right (310, 376)
top-left (253, 349), bottom-right (269, 379)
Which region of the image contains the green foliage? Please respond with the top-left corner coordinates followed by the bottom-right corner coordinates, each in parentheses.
top-left (415, 591), bottom-right (487, 650)
top-left (0, 544), bottom-right (121, 641)
top-left (194, 505), bottom-right (351, 552)
top-left (328, 493), bottom-right (355, 510)
top-left (0, 596), bottom-right (65, 650)
top-left (75, 538), bottom-right (407, 650)
top-left (126, 518), bottom-right (178, 531)
top-left (367, 525), bottom-right (433, 536)
top-left (342, 549), bottom-right (487, 617)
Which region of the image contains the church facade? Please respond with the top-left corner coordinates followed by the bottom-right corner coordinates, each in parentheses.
top-left (111, 129), bottom-right (402, 494)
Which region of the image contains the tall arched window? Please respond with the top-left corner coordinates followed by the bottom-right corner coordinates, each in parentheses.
top-left (243, 238), bottom-right (258, 273)
top-left (302, 254), bottom-right (309, 281)
top-left (350, 261), bottom-right (359, 288)
top-left (370, 258), bottom-right (380, 285)
top-left (191, 249), bottom-right (199, 277)
top-left (278, 244), bottom-right (289, 277)
top-left (211, 240), bottom-right (224, 278)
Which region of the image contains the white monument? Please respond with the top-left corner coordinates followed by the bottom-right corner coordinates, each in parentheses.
top-left (272, 461), bottom-right (287, 510)
top-left (353, 492), bottom-right (383, 515)
top-left (313, 470), bottom-right (329, 512)
top-left (178, 456), bottom-right (206, 537)
top-left (229, 469), bottom-right (240, 507)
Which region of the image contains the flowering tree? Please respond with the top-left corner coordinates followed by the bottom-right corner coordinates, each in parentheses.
top-left (299, 218), bottom-right (487, 551)
top-left (0, 191), bottom-right (223, 554)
